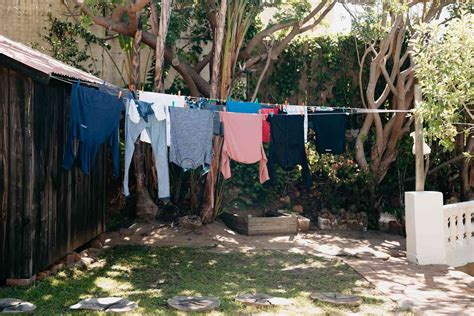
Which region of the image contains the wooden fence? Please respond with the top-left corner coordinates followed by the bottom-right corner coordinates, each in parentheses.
top-left (0, 63), bottom-right (106, 280)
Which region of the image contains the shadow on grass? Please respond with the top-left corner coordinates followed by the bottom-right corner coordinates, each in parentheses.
top-left (0, 246), bottom-right (387, 315)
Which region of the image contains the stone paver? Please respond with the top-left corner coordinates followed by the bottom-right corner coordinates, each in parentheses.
top-left (102, 220), bottom-right (474, 315)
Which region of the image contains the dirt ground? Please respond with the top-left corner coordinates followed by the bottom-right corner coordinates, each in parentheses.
top-left (100, 219), bottom-right (404, 259)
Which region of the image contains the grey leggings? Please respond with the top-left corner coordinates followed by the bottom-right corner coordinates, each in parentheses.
top-left (123, 108), bottom-right (170, 198)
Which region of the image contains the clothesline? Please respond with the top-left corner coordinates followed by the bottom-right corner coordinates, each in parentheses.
top-left (50, 75), bottom-right (412, 115)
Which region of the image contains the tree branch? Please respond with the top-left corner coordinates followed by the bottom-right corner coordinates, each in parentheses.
top-left (243, 1), bottom-right (335, 70)
top-left (242, 21), bottom-right (295, 58)
top-left (194, 53), bottom-right (212, 73)
top-left (251, 37), bottom-right (274, 102)
top-left (405, 154), bottom-right (466, 182)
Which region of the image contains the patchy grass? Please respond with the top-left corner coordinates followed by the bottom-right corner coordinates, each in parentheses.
top-left (0, 246), bottom-right (396, 315)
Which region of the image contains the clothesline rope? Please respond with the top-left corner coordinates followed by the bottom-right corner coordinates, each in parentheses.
top-left (50, 75), bottom-right (413, 115)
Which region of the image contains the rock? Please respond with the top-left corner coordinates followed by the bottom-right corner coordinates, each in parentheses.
top-left (280, 196), bottom-right (291, 205)
top-left (36, 270), bottom-right (51, 280)
top-left (80, 248), bottom-right (102, 259)
top-left (292, 205), bottom-right (304, 213)
top-left (50, 263), bottom-right (65, 274)
top-left (119, 228), bottom-right (132, 236)
top-left (235, 293), bottom-right (292, 307)
top-left (66, 252), bottom-right (81, 265)
top-left (70, 297), bottom-right (138, 312)
top-left (80, 257), bottom-right (96, 268)
top-left (311, 292), bottom-right (362, 307)
top-left (88, 239), bottom-right (104, 249)
top-left (5, 276), bottom-right (36, 287)
top-left (0, 298), bottom-right (36, 313)
top-left (297, 215), bottom-right (310, 232)
top-left (97, 233), bottom-right (107, 244)
top-left (71, 260), bottom-right (87, 270)
top-left (179, 215), bottom-right (202, 230)
top-left (167, 296), bottom-right (220, 312)
top-left (71, 257), bottom-right (96, 270)
top-left (379, 212), bottom-right (397, 224)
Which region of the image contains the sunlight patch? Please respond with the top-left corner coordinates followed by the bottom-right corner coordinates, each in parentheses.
top-left (94, 277), bottom-right (133, 292)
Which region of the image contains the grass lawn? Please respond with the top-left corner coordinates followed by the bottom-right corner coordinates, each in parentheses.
top-left (0, 246), bottom-right (396, 315)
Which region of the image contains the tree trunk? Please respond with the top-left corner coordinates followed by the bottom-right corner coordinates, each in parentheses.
top-left (210, 0), bottom-right (227, 98)
top-left (461, 134), bottom-right (474, 200)
top-left (152, 0), bottom-right (173, 92)
top-left (201, 0), bottom-right (227, 223)
top-left (132, 9), bottom-right (158, 220)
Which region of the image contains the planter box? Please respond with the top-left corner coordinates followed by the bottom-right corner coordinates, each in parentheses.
top-left (220, 212), bottom-right (300, 235)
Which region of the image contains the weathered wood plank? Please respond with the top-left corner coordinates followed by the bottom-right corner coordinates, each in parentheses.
top-left (247, 216), bottom-right (298, 236)
top-left (9, 69), bottom-right (24, 277)
top-left (21, 76), bottom-right (34, 278)
top-left (0, 65), bottom-right (9, 279)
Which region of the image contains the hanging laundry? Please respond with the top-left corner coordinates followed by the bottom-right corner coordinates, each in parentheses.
top-left (135, 99), bottom-right (156, 122)
top-left (308, 110), bottom-right (347, 155)
top-left (185, 97), bottom-right (224, 136)
top-left (267, 115), bottom-right (312, 188)
top-left (285, 105), bottom-right (308, 143)
top-left (139, 91), bottom-right (185, 146)
top-left (123, 97), bottom-right (170, 199)
top-left (259, 108), bottom-right (279, 143)
top-left (63, 83), bottom-right (123, 177)
top-left (169, 107), bottom-right (214, 170)
top-left (226, 100), bottom-right (261, 114)
top-left (220, 112), bottom-right (270, 183)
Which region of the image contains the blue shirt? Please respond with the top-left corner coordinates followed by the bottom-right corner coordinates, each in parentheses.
top-left (63, 84), bottom-right (123, 177)
top-left (226, 100), bottom-right (261, 114)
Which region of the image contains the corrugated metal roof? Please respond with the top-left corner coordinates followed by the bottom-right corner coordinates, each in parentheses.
top-left (0, 34), bottom-right (103, 84)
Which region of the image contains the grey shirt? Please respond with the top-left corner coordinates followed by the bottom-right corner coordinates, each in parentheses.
top-left (169, 107), bottom-right (214, 170)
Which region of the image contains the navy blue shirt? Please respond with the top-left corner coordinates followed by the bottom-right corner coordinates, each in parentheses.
top-left (267, 115), bottom-right (312, 188)
top-left (63, 84), bottom-right (123, 177)
top-left (308, 110), bottom-right (347, 155)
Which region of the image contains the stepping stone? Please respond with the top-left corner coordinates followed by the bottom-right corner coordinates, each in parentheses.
top-left (311, 292), bottom-right (362, 307)
top-left (0, 298), bottom-right (36, 313)
top-left (167, 296), bottom-right (220, 312)
top-left (69, 297), bottom-right (138, 312)
top-left (235, 293), bottom-right (292, 307)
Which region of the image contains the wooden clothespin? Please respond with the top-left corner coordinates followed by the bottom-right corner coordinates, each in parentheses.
top-left (178, 90), bottom-right (181, 96)
top-left (118, 90), bottom-right (122, 99)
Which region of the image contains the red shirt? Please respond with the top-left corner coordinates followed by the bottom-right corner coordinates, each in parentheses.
top-left (259, 108), bottom-right (279, 143)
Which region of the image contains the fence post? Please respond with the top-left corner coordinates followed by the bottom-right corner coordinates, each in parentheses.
top-left (405, 191), bottom-right (446, 265)
top-left (414, 84), bottom-right (425, 191)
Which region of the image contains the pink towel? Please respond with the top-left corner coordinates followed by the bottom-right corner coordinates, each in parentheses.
top-left (220, 112), bottom-right (270, 183)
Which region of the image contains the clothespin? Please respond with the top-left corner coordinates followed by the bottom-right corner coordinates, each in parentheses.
top-left (255, 98), bottom-right (259, 104)
top-left (118, 90), bottom-right (122, 99)
top-left (172, 100), bottom-right (175, 108)
top-left (301, 102), bottom-right (305, 116)
top-left (178, 90), bottom-right (181, 96)
top-left (76, 79), bottom-right (81, 86)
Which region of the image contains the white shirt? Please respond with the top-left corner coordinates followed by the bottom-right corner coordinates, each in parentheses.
top-left (139, 91), bottom-right (186, 146)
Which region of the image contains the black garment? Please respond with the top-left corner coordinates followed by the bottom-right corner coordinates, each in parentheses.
top-left (267, 115), bottom-right (312, 188)
top-left (308, 110), bottom-right (347, 155)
